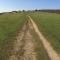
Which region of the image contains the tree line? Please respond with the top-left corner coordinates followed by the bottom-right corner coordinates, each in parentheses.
top-left (0, 9), bottom-right (60, 15)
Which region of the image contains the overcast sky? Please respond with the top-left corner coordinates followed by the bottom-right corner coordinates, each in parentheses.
top-left (0, 0), bottom-right (60, 12)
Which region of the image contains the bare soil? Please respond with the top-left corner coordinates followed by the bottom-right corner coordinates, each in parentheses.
top-left (9, 19), bottom-right (36, 60)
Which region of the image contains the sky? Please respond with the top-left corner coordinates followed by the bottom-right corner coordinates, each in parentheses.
top-left (0, 0), bottom-right (60, 12)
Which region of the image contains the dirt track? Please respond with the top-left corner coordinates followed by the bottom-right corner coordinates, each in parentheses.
top-left (9, 19), bottom-right (36, 60)
top-left (9, 16), bottom-right (60, 60)
top-left (28, 16), bottom-right (60, 60)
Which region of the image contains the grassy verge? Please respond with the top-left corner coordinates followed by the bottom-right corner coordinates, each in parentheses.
top-left (0, 13), bottom-right (27, 60)
top-left (30, 12), bottom-right (60, 54)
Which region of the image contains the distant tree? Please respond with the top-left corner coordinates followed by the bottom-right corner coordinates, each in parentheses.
top-left (35, 9), bottom-right (38, 12)
top-left (22, 10), bottom-right (25, 12)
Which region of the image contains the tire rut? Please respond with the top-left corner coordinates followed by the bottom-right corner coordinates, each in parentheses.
top-left (9, 20), bottom-right (36, 60)
top-left (22, 30), bottom-right (36, 60)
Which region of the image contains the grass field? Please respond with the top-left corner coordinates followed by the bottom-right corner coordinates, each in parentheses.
top-left (0, 12), bottom-right (60, 60)
top-left (30, 12), bottom-right (60, 54)
top-left (0, 13), bottom-right (27, 60)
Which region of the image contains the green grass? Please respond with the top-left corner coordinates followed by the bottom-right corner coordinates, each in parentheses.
top-left (30, 12), bottom-right (60, 54)
top-left (0, 13), bottom-right (27, 60)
